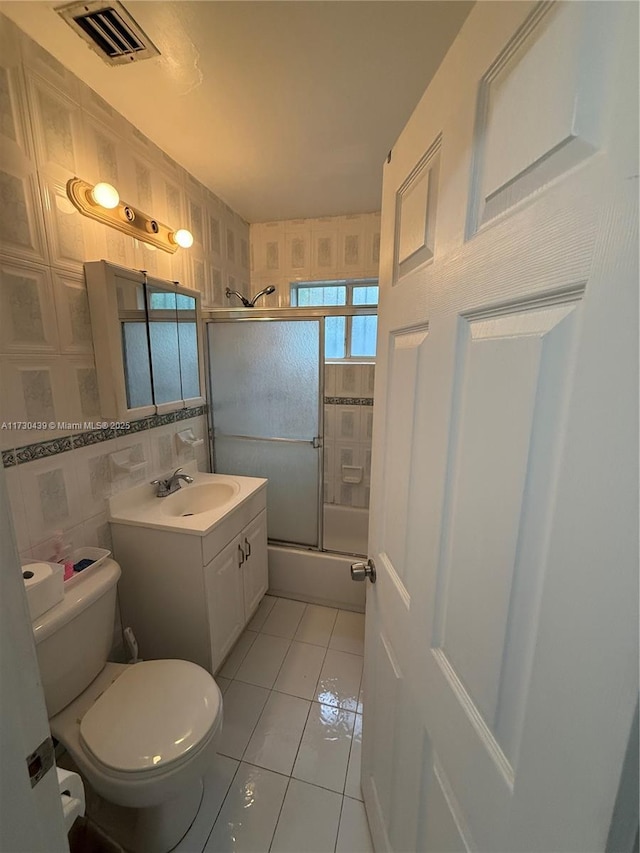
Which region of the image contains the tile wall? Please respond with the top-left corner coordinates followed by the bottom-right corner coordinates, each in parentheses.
top-left (249, 212), bottom-right (381, 309)
top-left (0, 15), bottom-right (248, 564)
top-left (324, 364), bottom-right (374, 509)
top-left (250, 213), bottom-right (379, 509)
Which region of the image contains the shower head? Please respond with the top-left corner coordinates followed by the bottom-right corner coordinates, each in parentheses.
top-left (226, 285), bottom-right (276, 308)
top-left (249, 285), bottom-right (276, 306)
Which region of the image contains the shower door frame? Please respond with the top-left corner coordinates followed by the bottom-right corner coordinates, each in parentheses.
top-left (203, 305), bottom-right (377, 551)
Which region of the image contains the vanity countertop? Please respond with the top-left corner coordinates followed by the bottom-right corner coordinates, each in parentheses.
top-left (108, 466), bottom-right (267, 537)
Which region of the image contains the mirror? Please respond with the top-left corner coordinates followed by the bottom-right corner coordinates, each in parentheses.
top-left (176, 292), bottom-right (200, 403)
top-left (85, 262), bottom-right (204, 420)
top-left (146, 283), bottom-right (182, 407)
top-left (117, 276), bottom-right (154, 410)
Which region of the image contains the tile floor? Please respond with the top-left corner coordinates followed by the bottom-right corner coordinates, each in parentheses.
top-left (178, 595), bottom-right (372, 853)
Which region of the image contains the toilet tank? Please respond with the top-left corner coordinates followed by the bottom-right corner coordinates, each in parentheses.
top-left (32, 559), bottom-right (121, 717)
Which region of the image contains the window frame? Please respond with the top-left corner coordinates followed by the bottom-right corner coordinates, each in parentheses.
top-left (290, 278), bottom-right (378, 362)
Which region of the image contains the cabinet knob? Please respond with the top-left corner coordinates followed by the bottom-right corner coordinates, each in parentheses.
top-left (238, 544), bottom-right (245, 566)
top-left (245, 537), bottom-right (251, 558)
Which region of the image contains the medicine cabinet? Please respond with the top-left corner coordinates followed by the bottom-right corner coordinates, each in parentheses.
top-left (85, 261), bottom-right (204, 421)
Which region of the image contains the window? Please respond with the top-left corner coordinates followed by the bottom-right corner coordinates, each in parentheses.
top-left (291, 279), bottom-right (378, 360)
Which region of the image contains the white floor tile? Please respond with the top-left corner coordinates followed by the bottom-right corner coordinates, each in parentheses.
top-left (246, 594), bottom-right (277, 632)
top-left (243, 691), bottom-right (310, 776)
top-left (261, 597), bottom-right (307, 639)
top-left (204, 763), bottom-right (288, 853)
top-left (336, 796), bottom-right (373, 853)
top-left (217, 681), bottom-right (270, 760)
top-left (274, 641), bottom-right (327, 700)
top-left (270, 779), bottom-right (342, 853)
top-left (175, 754), bottom-right (238, 852)
top-left (293, 702), bottom-right (356, 793)
top-left (216, 676), bottom-right (231, 695)
top-left (345, 713), bottom-right (363, 801)
top-left (218, 630), bottom-right (258, 679)
top-left (315, 649), bottom-right (363, 712)
top-left (235, 633), bottom-right (291, 689)
top-left (294, 604), bottom-right (338, 647)
top-left (329, 610), bottom-right (365, 656)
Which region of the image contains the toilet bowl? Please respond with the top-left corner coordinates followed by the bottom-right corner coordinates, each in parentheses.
top-left (31, 558), bottom-right (223, 853)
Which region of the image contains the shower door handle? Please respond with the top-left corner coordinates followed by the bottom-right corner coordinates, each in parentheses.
top-left (351, 558), bottom-right (376, 583)
top-left (216, 432), bottom-right (322, 447)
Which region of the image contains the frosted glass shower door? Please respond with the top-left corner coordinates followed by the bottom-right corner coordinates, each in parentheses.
top-left (207, 320), bottom-right (322, 547)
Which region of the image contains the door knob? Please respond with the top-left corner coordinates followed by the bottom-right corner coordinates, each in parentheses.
top-left (351, 558), bottom-right (376, 583)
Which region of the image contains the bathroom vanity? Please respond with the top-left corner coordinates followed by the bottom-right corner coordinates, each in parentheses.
top-left (108, 470), bottom-right (268, 674)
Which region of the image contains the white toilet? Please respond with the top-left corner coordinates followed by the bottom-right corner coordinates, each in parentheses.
top-left (32, 557), bottom-right (223, 853)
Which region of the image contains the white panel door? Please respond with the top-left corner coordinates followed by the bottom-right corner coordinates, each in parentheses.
top-left (362, 3), bottom-right (638, 852)
top-left (0, 470), bottom-right (69, 851)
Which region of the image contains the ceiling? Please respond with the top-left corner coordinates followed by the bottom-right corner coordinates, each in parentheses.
top-left (1, 1), bottom-right (473, 223)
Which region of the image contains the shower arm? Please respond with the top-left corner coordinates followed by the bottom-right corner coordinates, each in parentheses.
top-left (225, 287), bottom-right (252, 307)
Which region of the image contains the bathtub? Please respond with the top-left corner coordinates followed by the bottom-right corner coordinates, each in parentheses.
top-left (267, 504), bottom-right (369, 612)
top-left (322, 504), bottom-right (369, 557)
top-left (268, 545), bottom-right (365, 612)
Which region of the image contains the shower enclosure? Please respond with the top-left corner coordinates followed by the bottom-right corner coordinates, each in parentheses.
top-left (207, 316), bottom-right (324, 549)
top-left (206, 306), bottom-right (374, 545)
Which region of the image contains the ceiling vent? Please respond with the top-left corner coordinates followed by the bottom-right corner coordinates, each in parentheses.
top-left (56, 1), bottom-right (160, 66)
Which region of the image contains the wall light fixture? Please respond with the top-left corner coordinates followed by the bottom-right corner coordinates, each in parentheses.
top-left (66, 177), bottom-right (193, 254)
top-left (90, 181), bottom-right (120, 209)
top-left (170, 228), bottom-right (194, 249)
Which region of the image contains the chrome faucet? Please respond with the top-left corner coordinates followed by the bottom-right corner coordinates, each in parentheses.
top-left (150, 467), bottom-right (194, 497)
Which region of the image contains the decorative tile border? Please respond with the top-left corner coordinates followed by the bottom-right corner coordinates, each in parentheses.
top-left (325, 396), bottom-right (374, 406)
top-left (117, 419), bottom-right (148, 436)
top-left (2, 450), bottom-right (16, 467)
top-left (155, 412), bottom-right (178, 427)
top-left (175, 407), bottom-right (197, 421)
top-left (72, 428), bottom-right (117, 449)
top-left (3, 405), bottom-right (208, 467)
top-left (15, 437), bottom-right (73, 464)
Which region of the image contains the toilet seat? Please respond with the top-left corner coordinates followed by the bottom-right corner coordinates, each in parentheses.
top-left (79, 659), bottom-right (221, 777)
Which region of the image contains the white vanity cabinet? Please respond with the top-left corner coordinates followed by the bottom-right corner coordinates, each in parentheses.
top-left (205, 510), bottom-right (268, 671)
top-left (110, 476), bottom-right (267, 675)
top-left (241, 511), bottom-right (269, 618)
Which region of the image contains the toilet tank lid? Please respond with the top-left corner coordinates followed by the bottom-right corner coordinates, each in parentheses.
top-left (79, 660), bottom-right (221, 774)
top-left (32, 559), bottom-right (121, 645)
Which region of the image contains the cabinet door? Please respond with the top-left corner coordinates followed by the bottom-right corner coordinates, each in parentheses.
top-left (242, 510), bottom-right (269, 620)
top-left (205, 534), bottom-right (245, 673)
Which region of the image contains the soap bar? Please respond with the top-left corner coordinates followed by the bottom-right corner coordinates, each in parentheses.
top-left (73, 558), bottom-right (95, 573)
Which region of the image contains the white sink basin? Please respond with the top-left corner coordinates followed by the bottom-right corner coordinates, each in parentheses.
top-left (108, 469), bottom-right (266, 536)
top-left (160, 482), bottom-right (239, 517)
